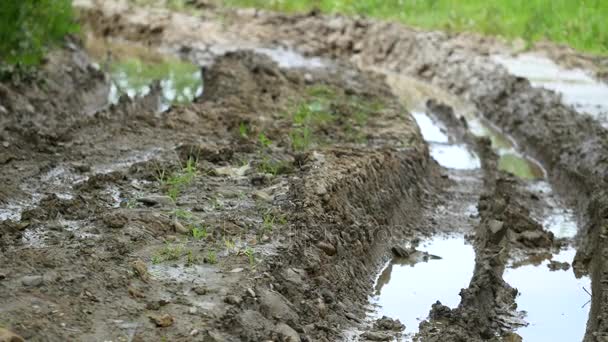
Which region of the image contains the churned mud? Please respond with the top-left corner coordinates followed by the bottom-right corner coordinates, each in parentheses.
top-left (1, 1), bottom-right (608, 341)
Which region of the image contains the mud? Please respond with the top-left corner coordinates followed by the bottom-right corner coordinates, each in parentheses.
top-left (2, 1), bottom-right (608, 341)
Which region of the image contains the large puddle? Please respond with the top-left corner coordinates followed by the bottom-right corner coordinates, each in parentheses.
top-left (494, 54), bottom-right (608, 128)
top-left (411, 111), bottom-right (481, 170)
top-left (372, 236), bottom-right (475, 336)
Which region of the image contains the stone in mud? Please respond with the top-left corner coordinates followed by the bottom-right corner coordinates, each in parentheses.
top-left (258, 287), bottom-right (299, 322)
top-left (0, 328), bottom-right (24, 342)
top-left (137, 195), bottom-right (174, 207)
top-left (487, 219), bottom-right (507, 244)
top-left (192, 285), bottom-right (208, 295)
top-left (273, 323), bottom-right (301, 342)
top-left (20, 275), bottom-right (43, 287)
top-left (235, 310), bottom-right (274, 340)
top-left (176, 144), bottom-right (233, 164)
top-left (428, 301), bottom-right (452, 320)
top-left (547, 260), bottom-right (571, 271)
top-left (224, 295), bottom-right (243, 305)
top-left (128, 285), bottom-right (146, 298)
top-left (360, 331), bottom-right (392, 341)
top-left (374, 316), bottom-right (405, 331)
top-left (131, 259), bottom-right (150, 283)
top-left (103, 212), bottom-right (128, 229)
top-left (517, 230), bottom-right (553, 248)
top-left (282, 268), bottom-right (306, 288)
top-left (252, 190), bottom-right (273, 203)
top-left (316, 241), bottom-right (337, 256)
top-left (149, 314), bottom-right (174, 327)
top-left (391, 246), bottom-right (410, 258)
top-left (173, 219), bottom-right (189, 234)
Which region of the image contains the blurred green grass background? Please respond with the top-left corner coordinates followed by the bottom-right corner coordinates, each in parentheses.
top-left (225, 0), bottom-right (608, 55)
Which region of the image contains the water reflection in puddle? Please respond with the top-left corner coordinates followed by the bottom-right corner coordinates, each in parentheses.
top-left (254, 47), bottom-right (326, 69)
top-left (429, 144), bottom-right (481, 170)
top-left (411, 112), bottom-right (448, 143)
top-left (506, 248), bottom-right (590, 342)
top-left (468, 117), bottom-right (545, 180)
top-left (372, 237), bottom-right (475, 335)
top-left (494, 54), bottom-right (608, 128)
top-left (109, 58), bottom-right (202, 111)
top-left (412, 111), bottom-right (480, 170)
top-left (85, 33), bottom-right (203, 112)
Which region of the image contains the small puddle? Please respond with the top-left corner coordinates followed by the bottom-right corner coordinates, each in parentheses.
top-left (372, 236), bottom-right (475, 336)
top-left (505, 248), bottom-right (590, 342)
top-left (468, 117), bottom-right (546, 180)
top-left (85, 34), bottom-right (203, 111)
top-left (254, 47), bottom-right (327, 69)
top-left (494, 54), bottom-right (608, 128)
top-left (429, 144), bottom-right (481, 170)
top-left (412, 111), bottom-right (481, 170)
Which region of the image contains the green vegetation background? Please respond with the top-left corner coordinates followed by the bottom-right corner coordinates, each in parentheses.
top-left (226, 0), bottom-right (608, 55)
top-left (0, 0), bottom-right (78, 65)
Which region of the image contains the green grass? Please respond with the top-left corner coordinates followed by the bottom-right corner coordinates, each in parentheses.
top-left (152, 243), bottom-right (184, 263)
top-left (157, 158), bottom-right (198, 201)
top-left (0, 0), bottom-right (79, 66)
top-left (225, 0), bottom-right (608, 55)
top-left (191, 224), bottom-right (207, 240)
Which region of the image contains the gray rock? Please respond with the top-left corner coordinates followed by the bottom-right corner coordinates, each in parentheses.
top-left (21, 275), bottom-right (43, 287)
top-left (360, 331), bottom-right (392, 341)
top-left (391, 246), bottom-right (410, 258)
top-left (137, 195), bottom-right (174, 207)
top-left (274, 322), bottom-right (301, 342)
top-left (224, 295), bottom-right (243, 305)
top-left (258, 288), bottom-right (299, 322)
top-left (316, 241), bottom-right (336, 256)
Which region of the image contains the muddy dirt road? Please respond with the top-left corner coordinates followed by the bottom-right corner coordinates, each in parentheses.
top-left (1, 1), bottom-right (608, 341)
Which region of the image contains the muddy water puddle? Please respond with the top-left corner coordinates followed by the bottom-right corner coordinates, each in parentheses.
top-left (412, 111), bottom-right (480, 170)
top-left (85, 34), bottom-right (203, 111)
top-left (506, 248), bottom-right (590, 341)
top-left (494, 54), bottom-right (608, 128)
top-left (372, 237), bottom-right (475, 336)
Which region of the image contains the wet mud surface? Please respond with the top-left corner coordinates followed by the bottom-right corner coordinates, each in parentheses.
top-left (1, 1), bottom-right (608, 341)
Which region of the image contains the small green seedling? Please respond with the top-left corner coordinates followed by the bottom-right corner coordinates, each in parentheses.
top-left (191, 225), bottom-right (207, 240)
top-left (206, 250), bottom-right (217, 264)
top-left (244, 247), bottom-right (255, 267)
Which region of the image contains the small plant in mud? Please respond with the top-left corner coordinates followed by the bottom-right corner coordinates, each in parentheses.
top-left (160, 157), bottom-right (198, 201)
top-left (224, 238), bottom-right (236, 252)
top-left (244, 247), bottom-right (256, 267)
top-left (205, 250), bottom-right (218, 264)
top-left (258, 132), bottom-right (272, 148)
top-left (257, 155), bottom-right (286, 176)
top-left (172, 208), bottom-right (193, 221)
top-left (190, 224), bottom-right (207, 240)
top-left (185, 250), bottom-right (197, 266)
top-left (152, 243), bottom-right (183, 264)
top-left (238, 122), bottom-right (250, 139)
top-left (255, 132), bottom-right (290, 176)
